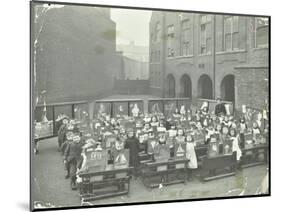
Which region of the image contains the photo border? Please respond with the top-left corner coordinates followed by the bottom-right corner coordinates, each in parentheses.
top-left (29, 0), bottom-right (271, 211)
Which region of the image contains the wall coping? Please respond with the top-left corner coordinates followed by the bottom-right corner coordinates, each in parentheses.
top-left (234, 65), bottom-right (268, 69)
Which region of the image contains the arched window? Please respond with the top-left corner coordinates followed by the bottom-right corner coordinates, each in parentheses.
top-left (220, 75), bottom-right (235, 102)
top-left (180, 74), bottom-right (192, 98)
top-left (166, 74), bottom-right (176, 98)
top-left (198, 74), bottom-right (213, 99)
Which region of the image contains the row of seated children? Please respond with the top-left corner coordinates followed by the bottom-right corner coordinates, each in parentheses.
top-left (56, 103), bottom-right (268, 189)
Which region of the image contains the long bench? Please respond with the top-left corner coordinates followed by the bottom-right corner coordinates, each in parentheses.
top-left (78, 167), bottom-right (133, 202)
top-left (140, 158), bottom-right (189, 189)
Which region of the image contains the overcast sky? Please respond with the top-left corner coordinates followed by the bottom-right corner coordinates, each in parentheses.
top-left (111, 8), bottom-right (152, 47)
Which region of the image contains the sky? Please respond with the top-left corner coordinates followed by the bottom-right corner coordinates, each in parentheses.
top-left (111, 8), bottom-right (152, 47)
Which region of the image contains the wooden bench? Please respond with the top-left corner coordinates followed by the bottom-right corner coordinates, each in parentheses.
top-left (78, 167), bottom-right (132, 202)
top-left (140, 158), bottom-right (189, 189)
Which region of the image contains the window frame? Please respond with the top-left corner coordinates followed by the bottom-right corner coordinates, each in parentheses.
top-left (180, 19), bottom-right (192, 56)
top-left (167, 25), bottom-right (175, 57)
top-left (199, 15), bottom-right (211, 55)
top-left (223, 15), bottom-right (240, 52)
top-left (254, 17), bottom-right (269, 48)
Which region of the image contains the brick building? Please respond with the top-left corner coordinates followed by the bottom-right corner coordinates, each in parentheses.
top-left (149, 12), bottom-right (269, 110)
top-left (32, 4), bottom-right (123, 103)
top-left (117, 42), bottom-right (149, 79)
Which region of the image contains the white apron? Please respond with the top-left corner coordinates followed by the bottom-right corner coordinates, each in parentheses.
top-left (232, 136), bottom-right (242, 161)
top-left (186, 142), bottom-right (198, 169)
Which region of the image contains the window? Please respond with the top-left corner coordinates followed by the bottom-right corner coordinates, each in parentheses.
top-left (150, 50), bottom-right (160, 62)
top-left (223, 16), bottom-right (239, 51)
top-left (167, 25), bottom-right (175, 57)
top-left (150, 51), bottom-right (153, 62)
top-left (157, 50), bottom-right (161, 61)
top-left (150, 33), bottom-right (154, 43)
top-left (200, 15), bottom-right (212, 54)
top-left (181, 19), bottom-right (192, 56)
top-left (254, 17), bottom-right (269, 48)
top-left (154, 23), bottom-right (161, 43)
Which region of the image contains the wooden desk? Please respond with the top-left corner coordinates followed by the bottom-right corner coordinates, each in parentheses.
top-left (78, 167), bottom-right (132, 202)
top-left (140, 158), bottom-right (189, 189)
top-left (241, 144), bottom-right (268, 168)
top-left (195, 145), bottom-right (208, 167)
top-left (200, 153), bottom-right (237, 181)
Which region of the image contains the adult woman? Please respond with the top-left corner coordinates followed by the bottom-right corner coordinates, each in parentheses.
top-left (125, 129), bottom-right (140, 177)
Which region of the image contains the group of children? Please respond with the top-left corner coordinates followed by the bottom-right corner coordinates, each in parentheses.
top-left (55, 101), bottom-right (269, 190)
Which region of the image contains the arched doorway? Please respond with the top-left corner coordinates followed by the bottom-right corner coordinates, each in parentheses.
top-left (180, 74), bottom-right (192, 98)
top-left (198, 74), bottom-right (213, 99)
top-left (166, 74), bottom-right (175, 98)
top-left (220, 74), bottom-right (235, 102)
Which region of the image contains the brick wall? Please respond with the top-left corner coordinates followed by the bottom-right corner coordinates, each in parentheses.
top-left (235, 67), bottom-right (269, 110)
top-left (114, 79), bottom-right (150, 95)
top-left (33, 5), bottom-right (121, 103)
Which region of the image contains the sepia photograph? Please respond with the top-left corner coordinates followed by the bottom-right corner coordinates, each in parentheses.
top-left (30, 1), bottom-right (270, 210)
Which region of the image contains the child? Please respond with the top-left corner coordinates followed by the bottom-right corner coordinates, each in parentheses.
top-left (157, 120), bottom-right (167, 133)
top-left (175, 129), bottom-right (185, 144)
top-left (238, 116), bottom-right (247, 149)
top-left (195, 115), bottom-right (202, 130)
top-left (63, 134), bottom-right (83, 190)
top-left (57, 118), bottom-right (69, 150)
top-left (252, 122), bottom-right (261, 143)
top-left (143, 113), bottom-right (151, 123)
top-left (61, 131), bottom-right (74, 156)
top-left (186, 134), bottom-right (198, 181)
top-left (202, 117), bottom-right (209, 129)
top-left (205, 124), bottom-right (215, 145)
top-left (143, 123), bottom-right (152, 134)
top-left (222, 116), bottom-right (232, 128)
top-left (168, 123), bottom-right (177, 138)
top-left (147, 131), bottom-right (158, 160)
top-left (172, 108), bottom-right (181, 119)
top-left (215, 124), bottom-right (223, 154)
top-left (200, 103), bottom-right (209, 116)
top-left (150, 116), bottom-right (159, 128)
top-left (229, 128), bottom-right (242, 162)
top-left (180, 105), bottom-right (187, 116)
top-left (221, 126), bottom-right (230, 154)
top-left (174, 129), bottom-right (186, 158)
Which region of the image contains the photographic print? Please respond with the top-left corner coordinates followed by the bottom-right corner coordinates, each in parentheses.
top-left (30, 1), bottom-right (270, 211)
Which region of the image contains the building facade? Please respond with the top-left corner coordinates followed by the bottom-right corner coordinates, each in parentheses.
top-left (149, 12), bottom-right (269, 110)
top-left (117, 42), bottom-right (149, 79)
top-left (33, 4), bottom-right (122, 103)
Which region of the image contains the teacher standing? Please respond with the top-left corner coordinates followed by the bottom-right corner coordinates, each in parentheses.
top-left (215, 97), bottom-right (227, 116)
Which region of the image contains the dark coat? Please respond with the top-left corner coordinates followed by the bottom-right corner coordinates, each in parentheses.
top-left (58, 124), bottom-right (67, 144)
top-left (64, 142), bottom-right (82, 162)
top-left (215, 103), bottom-right (227, 116)
top-left (125, 137), bottom-right (140, 168)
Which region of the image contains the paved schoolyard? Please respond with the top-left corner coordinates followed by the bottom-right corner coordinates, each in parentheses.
top-left (32, 137), bottom-right (268, 208)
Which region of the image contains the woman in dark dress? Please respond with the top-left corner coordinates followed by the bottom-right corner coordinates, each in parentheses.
top-left (125, 129), bottom-right (140, 177)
